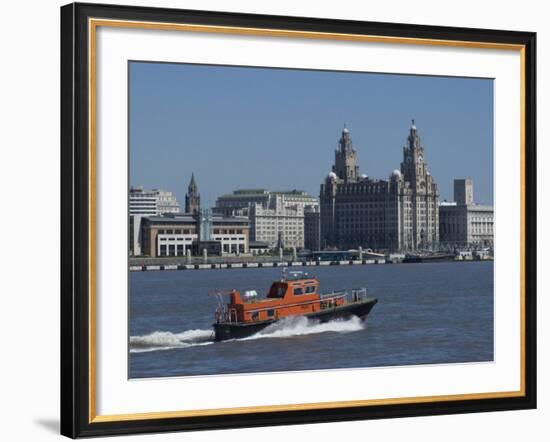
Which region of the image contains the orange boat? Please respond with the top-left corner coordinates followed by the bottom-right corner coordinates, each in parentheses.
top-left (212, 271), bottom-right (378, 341)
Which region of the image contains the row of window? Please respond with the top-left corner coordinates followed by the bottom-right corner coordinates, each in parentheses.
top-left (158, 244), bottom-right (186, 256)
top-left (222, 244), bottom-right (245, 253)
top-left (293, 285), bottom-right (317, 295)
top-left (158, 244), bottom-right (247, 256)
top-left (158, 229), bottom-right (193, 234)
top-left (159, 237), bottom-right (194, 242)
top-left (213, 229), bottom-right (244, 234)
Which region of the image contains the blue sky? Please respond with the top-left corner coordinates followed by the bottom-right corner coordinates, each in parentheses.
top-left (130, 62), bottom-right (493, 209)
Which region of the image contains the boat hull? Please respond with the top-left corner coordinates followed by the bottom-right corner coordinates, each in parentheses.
top-left (213, 298), bottom-right (377, 341)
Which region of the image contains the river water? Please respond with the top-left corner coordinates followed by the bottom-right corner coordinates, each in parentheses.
top-left (129, 261), bottom-right (493, 378)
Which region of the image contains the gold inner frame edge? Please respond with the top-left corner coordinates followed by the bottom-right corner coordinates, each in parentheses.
top-left (87, 17), bottom-right (527, 423)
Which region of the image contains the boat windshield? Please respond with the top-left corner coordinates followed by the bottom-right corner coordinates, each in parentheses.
top-left (267, 283), bottom-right (286, 298)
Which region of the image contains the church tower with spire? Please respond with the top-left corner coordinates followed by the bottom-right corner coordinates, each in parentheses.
top-left (333, 125), bottom-right (359, 183)
top-left (185, 173), bottom-right (200, 215)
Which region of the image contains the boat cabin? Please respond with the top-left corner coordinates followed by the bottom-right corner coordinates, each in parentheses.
top-left (217, 272), bottom-right (344, 324)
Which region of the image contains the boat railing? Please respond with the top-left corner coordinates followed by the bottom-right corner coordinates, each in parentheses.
top-left (215, 306), bottom-right (238, 324)
top-left (320, 287), bottom-right (368, 305)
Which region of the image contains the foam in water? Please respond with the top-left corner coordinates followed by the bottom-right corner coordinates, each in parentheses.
top-left (130, 317), bottom-right (365, 353)
top-left (240, 316), bottom-right (365, 341)
top-left (129, 328), bottom-right (214, 353)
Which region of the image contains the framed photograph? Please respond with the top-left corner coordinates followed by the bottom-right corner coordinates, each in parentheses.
top-left (60, 2), bottom-right (537, 438)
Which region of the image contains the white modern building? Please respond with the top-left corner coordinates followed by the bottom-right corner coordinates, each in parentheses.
top-left (129, 186), bottom-right (180, 215)
top-left (140, 213), bottom-right (250, 257)
top-left (439, 179), bottom-right (494, 247)
top-left (129, 186), bottom-right (181, 255)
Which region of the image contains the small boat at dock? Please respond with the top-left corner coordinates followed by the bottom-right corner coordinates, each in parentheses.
top-left (212, 271), bottom-right (377, 341)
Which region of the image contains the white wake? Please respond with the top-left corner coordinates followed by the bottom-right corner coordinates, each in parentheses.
top-left (130, 317), bottom-right (365, 353)
top-left (239, 316), bottom-right (366, 341)
top-left (129, 328), bottom-right (214, 353)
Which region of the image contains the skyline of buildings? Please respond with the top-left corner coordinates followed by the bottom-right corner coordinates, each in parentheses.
top-left (130, 121), bottom-right (493, 257)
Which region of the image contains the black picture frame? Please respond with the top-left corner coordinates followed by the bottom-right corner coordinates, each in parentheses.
top-left (60, 2), bottom-right (537, 438)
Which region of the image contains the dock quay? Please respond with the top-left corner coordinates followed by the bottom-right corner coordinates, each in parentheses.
top-left (129, 251), bottom-right (492, 272)
top-left (129, 258), bottom-right (388, 272)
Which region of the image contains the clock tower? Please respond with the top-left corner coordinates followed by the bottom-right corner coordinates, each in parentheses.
top-left (399, 120), bottom-right (439, 249)
top-left (401, 119), bottom-right (428, 186)
top-left (333, 124), bottom-right (360, 183)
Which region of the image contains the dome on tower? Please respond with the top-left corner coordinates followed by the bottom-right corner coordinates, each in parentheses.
top-left (328, 171), bottom-right (337, 180)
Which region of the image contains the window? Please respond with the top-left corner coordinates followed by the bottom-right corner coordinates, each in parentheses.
top-left (293, 287), bottom-right (304, 295)
top-left (305, 285), bottom-right (316, 294)
top-left (266, 309), bottom-right (274, 318)
top-left (269, 286), bottom-right (286, 298)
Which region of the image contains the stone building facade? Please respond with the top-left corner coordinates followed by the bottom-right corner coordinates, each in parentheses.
top-left (320, 122), bottom-right (439, 251)
top-left (247, 195), bottom-right (306, 249)
top-left (304, 205), bottom-right (321, 251)
top-left (439, 179), bottom-right (494, 247)
top-left (215, 189), bottom-right (318, 216)
top-left (215, 189), bottom-right (318, 250)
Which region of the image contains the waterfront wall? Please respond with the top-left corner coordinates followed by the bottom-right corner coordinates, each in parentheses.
top-left (129, 258), bottom-right (388, 272)
top-left (129, 254), bottom-right (492, 272)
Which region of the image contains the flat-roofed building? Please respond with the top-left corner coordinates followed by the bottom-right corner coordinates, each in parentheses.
top-left (129, 186), bottom-right (180, 215)
top-left (247, 195), bottom-right (305, 249)
top-left (140, 213), bottom-right (249, 257)
top-left (215, 189), bottom-right (318, 251)
top-left (439, 179), bottom-right (493, 247)
top-left (215, 189), bottom-right (318, 216)
top-left (129, 186), bottom-right (181, 255)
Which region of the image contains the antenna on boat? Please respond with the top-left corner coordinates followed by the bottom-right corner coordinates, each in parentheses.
top-left (282, 266), bottom-right (288, 281)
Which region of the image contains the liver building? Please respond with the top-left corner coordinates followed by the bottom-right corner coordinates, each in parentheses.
top-left (320, 121), bottom-right (439, 251)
